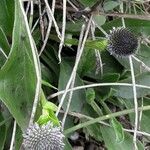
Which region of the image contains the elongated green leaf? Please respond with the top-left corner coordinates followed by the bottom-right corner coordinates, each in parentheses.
top-left (114, 72), bottom-right (150, 99)
top-left (58, 60), bottom-right (86, 112)
top-left (86, 88), bottom-right (95, 104)
top-left (111, 118), bottom-right (124, 143)
top-left (0, 0), bottom-right (14, 36)
top-left (43, 101), bottom-right (58, 112)
top-left (101, 126), bottom-right (144, 150)
top-left (49, 35), bottom-right (108, 51)
top-left (42, 80), bottom-right (58, 90)
top-left (0, 1), bottom-right (40, 131)
top-left (124, 97), bottom-right (150, 134)
top-left (84, 123), bottom-right (103, 142)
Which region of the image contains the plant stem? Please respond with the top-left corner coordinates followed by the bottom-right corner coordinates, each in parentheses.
top-left (64, 105), bottom-right (150, 135)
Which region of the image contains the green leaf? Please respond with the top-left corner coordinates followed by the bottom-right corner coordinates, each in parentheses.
top-left (42, 80), bottom-right (58, 90)
top-left (64, 138), bottom-right (72, 150)
top-left (0, 27), bottom-right (10, 55)
top-left (83, 123), bottom-right (103, 141)
top-left (0, 51), bottom-right (6, 68)
top-left (94, 74), bottom-right (119, 101)
top-left (86, 88), bottom-right (95, 104)
top-left (81, 104), bottom-right (103, 140)
top-left (102, 18), bottom-right (150, 36)
top-left (101, 126), bottom-right (144, 150)
top-left (103, 1), bottom-right (120, 11)
top-left (65, 39), bottom-right (107, 51)
top-left (0, 27), bottom-right (10, 68)
top-left (115, 45), bottom-right (150, 74)
top-left (93, 15), bottom-right (106, 26)
top-left (101, 51), bottom-right (123, 75)
top-left (80, 0), bottom-right (98, 7)
top-left (37, 113), bottom-right (51, 125)
top-left (65, 20), bottom-right (83, 33)
top-left (0, 0), bottom-right (14, 36)
top-left (43, 101), bottom-right (58, 112)
top-left (58, 59), bottom-right (86, 112)
top-left (111, 118), bottom-right (124, 143)
top-left (114, 72), bottom-right (150, 99)
top-left (40, 90), bottom-right (58, 112)
top-left (86, 88), bottom-right (103, 116)
top-left (0, 1), bottom-right (40, 131)
top-left (41, 64), bottom-right (55, 84)
top-left (123, 97), bottom-right (150, 134)
top-left (37, 108), bottom-right (59, 126)
top-left (15, 126), bottom-right (23, 150)
top-left (101, 73), bottom-right (120, 82)
top-left (39, 91), bottom-right (59, 125)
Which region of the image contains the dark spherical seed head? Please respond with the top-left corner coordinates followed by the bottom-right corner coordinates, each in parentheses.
top-left (107, 27), bottom-right (138, 57)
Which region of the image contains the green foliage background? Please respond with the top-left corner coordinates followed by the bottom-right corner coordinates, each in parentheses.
top-left (0, 0), bottom-right (150, 149)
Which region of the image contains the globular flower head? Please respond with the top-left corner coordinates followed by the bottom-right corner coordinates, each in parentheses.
top-left (107, 27), bottom-right (138, 57)
top-left (22, 122), bottom-right (65, 150)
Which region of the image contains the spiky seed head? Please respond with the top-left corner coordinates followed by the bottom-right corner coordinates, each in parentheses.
top-left (22, 122), bottom-right (65, 150)
top-left (107, 27), bottom-right (138, 57)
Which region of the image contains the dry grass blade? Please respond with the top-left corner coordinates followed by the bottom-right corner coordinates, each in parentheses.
top-left (129, 56), bottom-right (138, 150)
top-left (48, 83), bottom-right (150, 100)
top-left (61, 21), bottom-right (86, 129)
top-left (39, 0), bottom-right (56, 56)
top-left (58, 0), bottom-right (67, 63)
top-left (56, 16), bottom-right (93, 117)
top-left (9, 120), bottom-right (16, 150)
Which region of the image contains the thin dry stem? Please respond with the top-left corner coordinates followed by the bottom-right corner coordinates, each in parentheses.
top-left (39, 0), bottom-right (56, 56)
top-left (48, 83), bottom-right (150, 100)
top-left (56, 16), bottom-right (93, 116)
top-left (67, 0), bottom-right (78, 11)
top-left (60, 108), bottom-right (150, 137)
top-left (25, 1), bottom-right (30, 14)
top-left (58, 0), bottom-right (67, 63)
top-left (60, 110), bottom-right (111, 127)
top-left (0, 47), bottom-right (8, 59)
top-left (120, 3), bottom-right (138, 148)
top-left (62, 76), bottom-right (75, 130)
top-left (44, 0), bottom-right (61, 39)
top-left (125, 129), bottom-right (150, 137)
top-left (60, 109), bottom-right (150, 137)
top-left (120, 1), bottom-right (125, 28)
top-left (38, 0), bottom-right (45, 41)
top-left (61, 23), bottom-right (86, 129)
top-left (55, 3), bottom-right (150, 21)
top-left (129, 56), bottom-right (138, 150)
top-left (91, 22), bottom-right (103, 75)
top-left (55, 23), bottom-right (86, 116)
top-left (31, 9), bottom-right (46, 33)
top-left (9, 120), bottom-right (16, 150)
top-left (138, 98), bottom-right (143, 130)
top-left (29, 1), bottom-right (34, 29)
